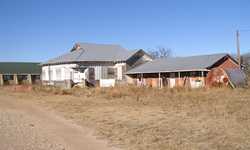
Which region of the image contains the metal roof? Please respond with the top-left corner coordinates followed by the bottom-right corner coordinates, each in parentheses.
top-left (225, 68), bottom-right (247, 88)
top-left (43, 43), bottom-right (138, 65)
top-left (126, 53), bottom-right (230, 74)
top-left (0, 62), bottom-right (41, 74)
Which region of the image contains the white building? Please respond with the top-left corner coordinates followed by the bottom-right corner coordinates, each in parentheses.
top-left (42, 43), bottom-right (152, 88)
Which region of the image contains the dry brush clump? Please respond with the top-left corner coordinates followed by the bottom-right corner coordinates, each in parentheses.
top-left (3, 85), bottom-right (250, 150)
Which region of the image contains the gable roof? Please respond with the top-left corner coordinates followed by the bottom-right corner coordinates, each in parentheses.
top-left (0, 62), bottom-right (41, 74)
top-left (43, 43), bottom-right (139, 65)
top-left (127, 53), bottom-right (232, 74)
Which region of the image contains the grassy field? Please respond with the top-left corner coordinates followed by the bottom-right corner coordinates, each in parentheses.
top-left (2, 85), bottom-right (250, 150)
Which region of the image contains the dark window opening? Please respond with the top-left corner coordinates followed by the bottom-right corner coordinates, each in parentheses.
top-left (107, 67), bottom-right (115, 79)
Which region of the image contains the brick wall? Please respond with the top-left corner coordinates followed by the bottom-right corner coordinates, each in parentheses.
top-left (206, 57), bottom-right (239, 87)
top-left (217, 57), bottom-right (239, 70)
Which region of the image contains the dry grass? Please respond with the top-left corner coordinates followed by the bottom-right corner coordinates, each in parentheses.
top-left (2, 85), bottom-right (250, 150)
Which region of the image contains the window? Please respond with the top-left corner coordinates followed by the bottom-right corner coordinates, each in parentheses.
top-left (170, 72), bottom-right (176, 78)
top-left (56, 68), bottom-right (62, 81)
top-left (180, 72), bottom-right (190, 77)
top-left (107, 67), bottom-right (115, 79)
top-left (190, 71), bottom-right (202, 77)
top-left (3, 75), bottom-right (13, 81)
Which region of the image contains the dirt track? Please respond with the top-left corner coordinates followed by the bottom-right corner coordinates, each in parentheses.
top-left (0, 93), bottom-right (120, 150)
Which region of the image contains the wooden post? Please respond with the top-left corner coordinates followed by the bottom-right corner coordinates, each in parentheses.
top-left (236, 30), bottom-right (241, 68)
top-left (201, 71), bottom-right (204, 87)
top-left (13, 74), bottom-right (18, 85)
top-left (0, 74), bottom-right (3, 86)
top-left (141, 73), bottom-right (144, 86)
top-left (27, 74), bottom-right (32, 84)
top-left (178, 72), bottom-right (181, 87)
top-left (158, 72), bottom-right (161, 88)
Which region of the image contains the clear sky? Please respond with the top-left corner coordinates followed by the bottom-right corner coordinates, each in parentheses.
top-left (0, 0), bottom-right (250, 62)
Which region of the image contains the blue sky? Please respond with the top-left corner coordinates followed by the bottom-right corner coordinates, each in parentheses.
top-left (0, 0), bottom-right (250, 62)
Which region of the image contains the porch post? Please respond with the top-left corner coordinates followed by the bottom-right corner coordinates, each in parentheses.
top-left (141, 73), bottom-right (144, 86)
top-left (27, 74), bottom-right (32, 84)
top-left (178, 72), bottom-right (181, 87)
top-left (201, 71), bottom-right (205, 86)
top-left (0, 74), bottom-right (3, 86)
top-left (13, 74), bottom-right (18, 85)
top-left (158, 72), bottom-right (161, 88)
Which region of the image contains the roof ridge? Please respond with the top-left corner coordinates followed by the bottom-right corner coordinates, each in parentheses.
top-left (78, 42), bottom-right (122, 47)
top-left (174, 53), bottom-right (228, 58)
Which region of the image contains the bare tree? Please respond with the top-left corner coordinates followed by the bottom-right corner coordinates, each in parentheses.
top-left (148, 46), bottom-right (172, 59)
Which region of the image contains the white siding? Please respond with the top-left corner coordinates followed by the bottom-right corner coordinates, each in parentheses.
top-left (94, 66), bottom-right (102, 80)
top-left (114, 63), bottom-right (126, 80)
top-left (42, 64), bottom-right (78, 82)
top-left (42, 63), bottom-right (126, 84)
top-left (56, 68), bottom-right (62, 80)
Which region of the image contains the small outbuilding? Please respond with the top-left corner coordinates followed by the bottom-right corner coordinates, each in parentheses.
top-left (0, 62), bottom-right (41, 86)
top-left (126, 53), bottom-right (247, 88)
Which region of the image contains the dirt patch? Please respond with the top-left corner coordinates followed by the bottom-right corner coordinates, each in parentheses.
top-left (0, 89), bottom-right (121, 150)
top-left (1, 86), bottom-right (250, 150)
top-left (0, 110), bottom-right (66, 150)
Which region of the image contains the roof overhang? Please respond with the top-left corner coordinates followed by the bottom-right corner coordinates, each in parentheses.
top-left (126, 69), bottom-right (210, 75)
top-left (42, 60), bottom-right (127, 66)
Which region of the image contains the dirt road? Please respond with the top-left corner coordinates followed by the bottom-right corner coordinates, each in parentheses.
top-left (0, 94), bottom-right (120, 150)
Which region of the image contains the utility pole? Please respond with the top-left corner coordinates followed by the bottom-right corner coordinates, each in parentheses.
top-left (236, 30), bottom-right (241, 68)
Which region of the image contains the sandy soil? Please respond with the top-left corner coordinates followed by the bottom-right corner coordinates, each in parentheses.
top-left (0, 91), bottom-right (120, 150)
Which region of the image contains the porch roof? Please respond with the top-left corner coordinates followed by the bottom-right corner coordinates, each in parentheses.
top-left (0, 62), bottom-right (41, 75)
top-left (126, 53), bottom-right (231, 74)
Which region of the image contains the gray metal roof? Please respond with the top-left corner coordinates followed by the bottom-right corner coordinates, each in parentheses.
top-left (225, 68), bottom-right (247, 88)
top-left (127, 53), bottom-right (230, 74)
top-left (0, 62), bottom-right (41, 74)
top-left (43, 43), bottom-right (138, 65)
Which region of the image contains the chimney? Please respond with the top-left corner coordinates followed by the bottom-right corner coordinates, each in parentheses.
top-left (75, 43), bottom-right (81, 50)
top-left (71, 43), bottom-right (81, 52)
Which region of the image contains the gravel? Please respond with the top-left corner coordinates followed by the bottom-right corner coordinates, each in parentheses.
top-left (0, 110), bottom-right (66, 150)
